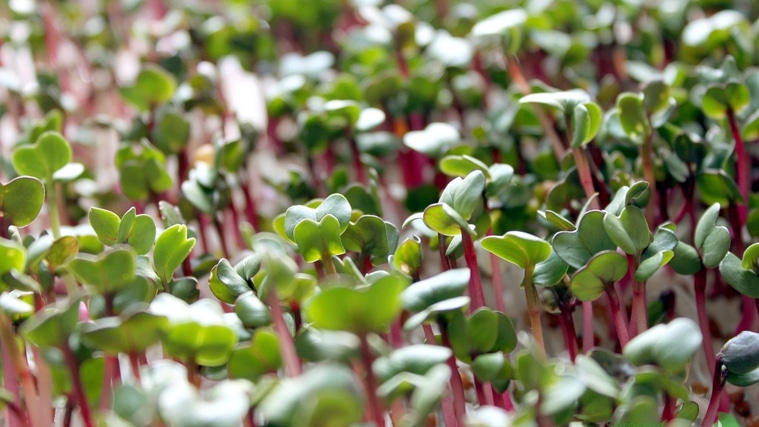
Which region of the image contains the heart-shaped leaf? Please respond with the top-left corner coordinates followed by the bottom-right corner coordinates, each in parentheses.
top-left (393, 236), bottom-right (423, 278)
top-left (552, 211), bottom-right (617, 269)
top-left (150, 295), bottom-right (238, 366)
top-left (603, 207), bottom-right (650, 255)
top-left (292, 215), bottom-right (347, 263)
top-left (634, 250), bottom-right (673, 282)
top-left (67, 248), bottom-right (137, 294)
top-left (623, 318), bottom-right (701, 373)
top-left (0, 177), bottom-right (45, 228)
top-left (82, 311), bottom-right (168, 354)
top-left (570, 251), bottom-right (628, 302)
top-left (304, 274), bottom-right (407, 334)
top-left (341, 215), bottom-right (398, 263)
top-left (284, 194), bottom-right (352, 240)
top-left (519, 89), bottom-right (590, 113)
top-left (12, 131), bottom-right (72, 180)
top-left (482, 231), bottom-right (551, 272)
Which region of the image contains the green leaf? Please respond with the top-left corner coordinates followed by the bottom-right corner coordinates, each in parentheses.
top-left (422, 203), bottom-right (472, 236)
top-left (0, 238), bottom-right (27, 289)
top-left (292, 215), bottom-right (347, 263)
top-left (341, 215), bottom-right (397, 263)
top-left (702, 226), bottom-right (730, 269)
top-left (570, 102), bottom-right (602, 148)
top-left (82, 311), bottom-right (168, 354)
top-left (623, 318), bottom-right (701, 373)
top-left (570, 251), bottom-right (628, 302)
top-left (0, 291), bottom-right (33, 315)
top-left (720, 252), bottom-right (759, 297)
top-left (439, 155), bottom-right (490, 178)
top-left (401, 268), bottom-right (470, 312)
top-left (695, 203), bottom-right (722, 249)
top-left (533, 251), bottom-right (569, 286)
top-left (151, 295), bottom-right (238, 366)
top-left (305, 275), bottom-right (407, 334)
top-left (67, 248), bottom-right (137, 294)
top-left (89, 207), bottom-right (121, 246)
top-left (741, 243), bottom-right (759, 270)
top-left (604, 207), bottom-right (650, 255)
top-left (21, 298), bottom-right (80, 348)
top-left (228, 328), bottom-right (282, 381)
top-left (471, 352), bottom-right (507, 382)
top-left (669, 242), bottom-right (703, 275)
top-left (403, 122), bottom-right (461, 158)
top-left (718, 331), bottom-right (759, 375)
top-left (575, 355), bottom-right (619, 398)
top-left (295, 326), bottom-right (360, 363)
top-left (374, 344), bottom-right (452, 381)
top-left (481, 231), bottom-right (551, 271)
top-left (283, 194), bottom-right (352, 240)
top-left (0, 176), bottom-right (45, 227)
top-left (616, 93), bottom-right (650, 143)
top-left (153, 225), bottom-right (196, 284)
top-left (393, 236), bottom-right (423, 278)
top-left (12, 131), bottom-right (72, 180)
top-left (634, 250), bottom-right (673, 282)
top-left (552, 211), bottom-right (617, 269)
top-left (519, 89), bottom-right (590, 113)
top-left (209, 259), bottom-right (252, 304)
top-left (120, 65), bottom-right (177, 111)
top-left (439, 171), bottom-right (486, 221)
top-left (234, 292), bottom-right (270, 328)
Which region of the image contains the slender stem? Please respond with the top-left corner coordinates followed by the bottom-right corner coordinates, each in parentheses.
top-left (265, 290), bottom-right (302, 377)
top-left (628, 255), bottom-right (648, 337)
top-left (129, 353), bottom-right (142, 383)
top-left (605, 287), bottom-right (629, 348)
top-left (486, 228), bottom-right (507, 313)
top-left (438, 233), bottom-right (452, 271)
top-left (62, 346), bottom-right (94, 427)
top-left (2, 339), bottom-right (25, 427)
top-left (523, 269), bottom-right (546, 357)
top-left (359, 335), bottom-right (385, 427)
top-left (348, 132), bottom-right (366, 185)
top-left (727, 109), bottom-right (749, 224)
top-left (439, 321), bottom-right (466, 424)
top-left (557, 305), bottom-right (578, 361)
top-left (661, 393), bottom-right (676, 422)
top-left (571, 147), bottom-right (600, 210)
top-left (240, 180), bottom-right (260, 232)
top-left (582, 301), bottom-right (594, 352)
top-left (505, 57), bottom-right (566, 161)
top-left (213, 215), bottom-right (231, 257)
top-left (694, 269), bottom-right (716, 376)
top-left (46, 181), bottom-right (62, 239)
top-left (31, 347), bottom-right (53, 427)
top-left (474, 377), bottom-right (494, 406)
top-left (461, 229), bottom-right (486, 312)
top-left (321, 253), bottom-right (337, 276)
top-left (0, 314), bottom-right (43, 427)
top-left (702, 363), bottom-right (726, 427)
top-left (640, 135), bottom-right (658, 227)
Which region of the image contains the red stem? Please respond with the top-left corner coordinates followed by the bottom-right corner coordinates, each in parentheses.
top-left (702, 363), bottom-right (726, 427)
top-left (694, 269), bottom-right (716, 376)
top-left (558, 308), bottom-right (578, 361)
top-left (439, 322), bottom-right (466, 424)
top-left (487, 228), bottom-right (507, 313)
top-left (582, 301), bottom-right (594, 353)
top-left (474, 377), bottom-right (494, 406)
top-left (359, 335), bottom-right (385, 427)
top-left (605, 287), bottom-right (629, 348)
top-left (62, 347), bottom-right (94, 427)
top-left (265, 290), bottom-right (302, 377)
top-left (2, 341), bottom-right (25, 427)
top-left (438, 233), bottom-right (452, 271)
top-left (240, 180), bottom-right (260, 232)
top-left (728, 109), bottom-right (749, 224)
top-left (461, 229), bottom-right (486, 312)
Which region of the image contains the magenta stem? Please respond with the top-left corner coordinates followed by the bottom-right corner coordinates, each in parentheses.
top-left (694, 269), bottom-right (716, 376)
top-left (359, 335), bottom-right (385, 427)
top-left (461, 229), bottom-right (486, 312)
top-left (605, 287), bottom-right (629, 348)
top-left (582, 301), bottom-right (594, 353)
